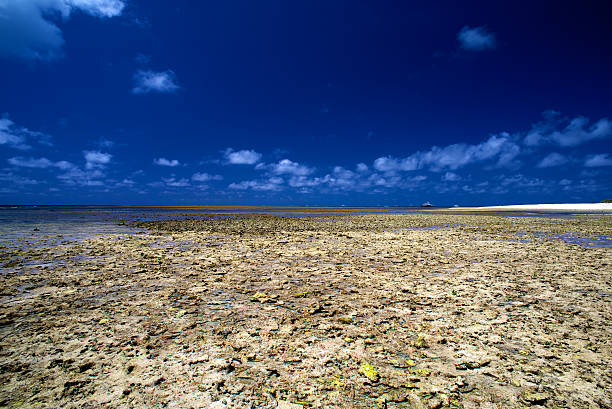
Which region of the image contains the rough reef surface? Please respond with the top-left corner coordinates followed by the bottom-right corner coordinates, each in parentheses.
top-left (0, 213), bottom-right (611, 408)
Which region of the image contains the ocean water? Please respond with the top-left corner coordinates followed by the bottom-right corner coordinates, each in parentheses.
top-left (0, 205), bottom-right (610, 249)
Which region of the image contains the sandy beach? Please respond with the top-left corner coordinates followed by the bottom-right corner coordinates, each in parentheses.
top-left (1, 212), bottom-right (611, 408)
top-left (474, 203), bottom-right (612, 212)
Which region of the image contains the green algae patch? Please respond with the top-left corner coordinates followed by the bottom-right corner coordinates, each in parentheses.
top-left (358, 362), bottom-right (379, 382)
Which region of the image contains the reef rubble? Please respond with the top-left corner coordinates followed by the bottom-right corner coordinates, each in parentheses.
top-left (0, 213), bottom-right (610, 408)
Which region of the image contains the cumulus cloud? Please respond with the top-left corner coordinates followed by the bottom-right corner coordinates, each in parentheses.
top-left (7, 153), bottom-right (111, 187)
top-left (0, 116), bottom-right (51, 149)
top-left (500, 174), bottom-right (545, 188)
top-left (584, 153), bottom-right (612, 167)
top-left (524, 111), bottom-right (612, 147)
top-left (224, 148), bottom-right (262, 165)
top-left (457, 26), bottom-right (496, 51)
top-left (58, 167), bottom-right (105, 186)
top-left (259, 159), bottom-right (314, 176)
top-left (0, 0), bottom-right (125, 60)
top-left (191, 172), bottom-right (223, 182)
top-left (132, 70), bottom-right (180, 94)
top-left (8, 156), bottom-right (72, 169)
top-left (373, 134), bottom-right (520, 173)
top-left (0, 171), bottom-right (40, 186)
top-left (537, 152), bottom-right (568, 168)
top-left (228, 177), bottom-right (283, 191)
top-left (162, 177), bottom-right (190, 187)
top-left (153, 157), bottom-right (180, 167)
top-left (84, 150), bottom-right (111, 169)
top-left (442, 171), bottom-right (461, 181)
top-left (286, 164), bottom-right (427, 193)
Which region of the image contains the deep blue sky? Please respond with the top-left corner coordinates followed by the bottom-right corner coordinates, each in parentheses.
top-left (1, 0), bottom-right (611, 205)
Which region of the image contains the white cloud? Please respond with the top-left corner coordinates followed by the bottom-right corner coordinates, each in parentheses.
top-left (0, 0), bottom-right (124, 60)
top-left (191, 172), bottom-right (223, 182)
top-left (537, 152), bottom-right (568, 168)
top-left (64, 0), bottom-right (124, 17)
top-left (162, 177), bottom-right (190, 187)
top-left (116, 178), bottom-right (135, 187)
top-left (132, 70), bottom-right (180, 94)
top-left (228, 177), bottom-right (283, 191)
top-left (84, 150), bottom-right (111, 169)
top-left (457, 26), bottom-right (496, 51)
top-left (442, 171), bottom-right (461, 181)
top-left (284, 164), bottom-right (428, 193)
top-left (153, 157), bottom-right (180, 167)
top-left (261, 158), bottom-right (314, 176)
top-left (374, 134), bottom-right (520, 173)
top-left (584, 153), bottom-right (612, 168)
top-left (8, 156), bottom-right (72, 169)
top-left (58, 167), bottom-right (105, 186)
top-left (500, 174), bottom-right (545, 188)
top-left (0, 116), bottom-right (51, 149)
top-left (524, 111), bottom-right (612, 147)
top-left (96, 136), bottom-right (114, 148)
top-left (7, 153), bottom-right (109, 187)
top-left (0, 171), bottom-right (40, 186)
top-left (224, 148), bottom-right (262, 165)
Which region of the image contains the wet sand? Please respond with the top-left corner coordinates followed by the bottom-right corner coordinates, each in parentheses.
top-left (0, 213), bottom-right (611, 408)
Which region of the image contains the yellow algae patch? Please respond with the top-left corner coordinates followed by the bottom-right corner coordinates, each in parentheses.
top-left (358, 362), bottom-right (379, 382)
top-left (326, 377), bottom-right (345, 389)
top-left (413, 335), bottom-right (428, 348)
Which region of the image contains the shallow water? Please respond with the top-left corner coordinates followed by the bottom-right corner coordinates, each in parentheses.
top-left (1, 205), bottom-right (611, 248)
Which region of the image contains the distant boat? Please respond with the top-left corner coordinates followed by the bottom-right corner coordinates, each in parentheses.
top-left (421, 201), bottom-right (433, 207)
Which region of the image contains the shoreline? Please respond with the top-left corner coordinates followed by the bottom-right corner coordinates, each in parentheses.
top-left (459, 203), bottom-right (612, 212)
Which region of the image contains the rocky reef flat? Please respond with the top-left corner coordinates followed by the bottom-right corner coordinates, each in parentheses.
top-left (0, 213), bottom-right (611, 408)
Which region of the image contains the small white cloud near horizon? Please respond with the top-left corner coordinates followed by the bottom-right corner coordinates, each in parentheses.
top-left (261, 158), bottom-right (314, 176)
top-left (84, 150), bottom-right (112, 169)
top-left (584, 153), bottom-right (612, 167)
top-left (162, 177), bottom-right (190, 187)
top-left (132, 70), bottom-right (180, 94)
top-left (458, 26), bottom-right (497, 51)
top-left (224, 148), bottom-right (262, 165)
top-left (229, 177), bottom-right (284, 191)
top-left (537, 152), bottom-right (569, 168)
top-left (191, 172), bottom-right (223, 182)
top-left (0, 0), bottom-right (125, 61)
top-left (153, 157), bottom-right (180, 167)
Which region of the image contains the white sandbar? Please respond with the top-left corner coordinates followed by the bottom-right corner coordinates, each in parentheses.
top-left (473, 203), bottom-right (612, 211)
